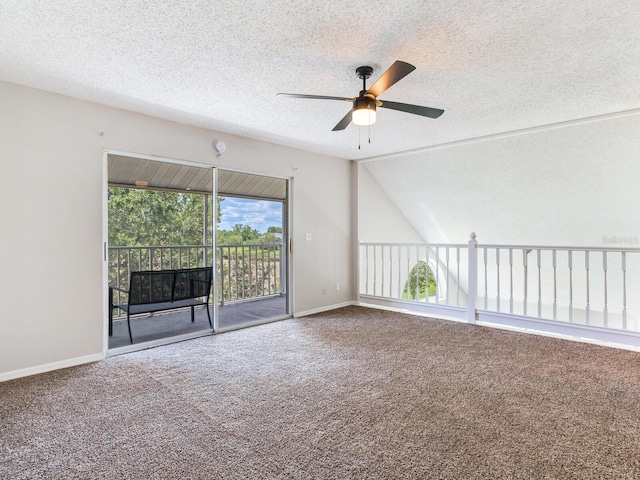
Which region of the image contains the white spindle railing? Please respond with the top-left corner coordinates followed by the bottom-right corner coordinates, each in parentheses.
top-left (359, 242), bottom-right (469, 307)
top-left (475, 243), bottom-right (640, 332)
top-left (359, 234), bottom-right (640, 345)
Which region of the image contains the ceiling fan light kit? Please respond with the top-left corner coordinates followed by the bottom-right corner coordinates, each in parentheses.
top-left (278, 60), bottom-right (444, 135)
top-left (352, 97), bottom-right (377, 126)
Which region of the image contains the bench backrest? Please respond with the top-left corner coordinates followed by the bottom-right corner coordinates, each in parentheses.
top-left (173, 267), bottom-right (213, 301)
top-left (128, 270), bottom-right (175, 305)
top-left (127, 268), bottom-right (213, 305)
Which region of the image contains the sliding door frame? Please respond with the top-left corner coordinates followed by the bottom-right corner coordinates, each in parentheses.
top-left (104, 151), bottom-right (293, 354)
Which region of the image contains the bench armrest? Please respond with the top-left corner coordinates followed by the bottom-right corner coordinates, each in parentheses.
top-left (110, 286), bottom-right (129, 308)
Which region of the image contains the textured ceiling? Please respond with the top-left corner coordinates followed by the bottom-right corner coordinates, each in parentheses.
top-left (1, 1), bottom-right (639, 160)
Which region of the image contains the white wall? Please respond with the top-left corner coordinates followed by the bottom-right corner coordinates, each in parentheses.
top-left (364, 110), bottom-right (640, 247)
top-left (0, 81), bottom-right (352, 379)
top-left (358, 164), bottom-right (425, 243)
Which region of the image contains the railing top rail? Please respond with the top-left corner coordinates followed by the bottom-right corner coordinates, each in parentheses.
top-left (478, 243), bottom-right (640, 253)
top-left (359, 242), bottom-right (468, 248)
top-left (358, 241), bottom-right (640, 253)
top-left (109, 243), bottom-right (281, 249)
top-left (109, 245), bottom-right (210, 249)
top-left (216, 243), bottom-right (282, 247)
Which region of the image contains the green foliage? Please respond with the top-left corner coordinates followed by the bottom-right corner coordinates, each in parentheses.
top-left (109, 188), bottom-right (215, 246)
top-left (217, 231), bottom-right (243, 245)
top-left (235, 224), bottom-right (260, 242)
top-left (217, 224), bottom-right (262, 245)
top-left (217, 227), bottom-right (282, 245)
top-left (109, 187), bottom-right (282, 247)
top-left (261, 232), bottom-right (281, 244)
top-left (403, 261), bottom-right (437, 300)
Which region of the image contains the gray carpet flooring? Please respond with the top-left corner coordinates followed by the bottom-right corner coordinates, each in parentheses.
top-left (2, 306), bottom-right (640, 479)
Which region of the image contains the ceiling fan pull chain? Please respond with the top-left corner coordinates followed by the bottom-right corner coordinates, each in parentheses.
top-left (368, 123), bottom-right (371, 144)
top-left (358, 126), bottom-right (361, 150)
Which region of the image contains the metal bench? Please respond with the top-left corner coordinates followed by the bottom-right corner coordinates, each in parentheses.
top-left (109, 267), bottom-right (213, 344)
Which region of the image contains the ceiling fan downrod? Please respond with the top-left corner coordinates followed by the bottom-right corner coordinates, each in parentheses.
top-left (355, 66), bottom-right (373, 92)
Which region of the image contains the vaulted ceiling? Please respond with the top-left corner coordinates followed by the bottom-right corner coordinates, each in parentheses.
top-left (1, 1), bottom-right (638, 160)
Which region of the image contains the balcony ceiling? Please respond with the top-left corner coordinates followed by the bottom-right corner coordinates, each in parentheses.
top-left (1, 1), bottom-right (639, 160)
top-left (108, 154), bottom-right (286, 201)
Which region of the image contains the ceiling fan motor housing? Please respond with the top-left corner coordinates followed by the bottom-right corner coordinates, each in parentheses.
top-left (354, 96), bottom-right (376, 112)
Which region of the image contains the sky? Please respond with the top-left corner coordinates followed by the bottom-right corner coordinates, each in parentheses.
top-left (218, 197), bottom-right (283, 233)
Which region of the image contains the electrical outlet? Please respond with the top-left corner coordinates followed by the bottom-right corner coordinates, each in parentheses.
top-left (336, 282), bottom-right (340, 291)
top-left (322, 287), bottom-right (327, 295)
top-left (305, 233), bottom-right (312, 241)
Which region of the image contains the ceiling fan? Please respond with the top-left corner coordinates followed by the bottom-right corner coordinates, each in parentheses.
top-left (278, 60), bottom-right (444, 131)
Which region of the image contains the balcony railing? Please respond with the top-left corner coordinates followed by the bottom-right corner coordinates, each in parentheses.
top-left (359, 234), bottom-right (640, 349)
top-left (108, 244), bottom-right (283, 316)
top-left (217, 244), bottom-right (284, 304)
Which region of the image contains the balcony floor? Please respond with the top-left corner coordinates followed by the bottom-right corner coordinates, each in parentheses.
top-left (109, 296), bottom-right (287, 349)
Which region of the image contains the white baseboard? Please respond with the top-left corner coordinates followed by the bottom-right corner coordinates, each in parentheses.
top-left (0, 353), bottom-right (104, 383)
top-left (357, 297), bottom-right (468, 323)
top-left (476, 311), bottom-right (640, 352)
top-left (294, 301), bottom-right (356, 318)
top-left (356, 299), bottom-right (640, 353)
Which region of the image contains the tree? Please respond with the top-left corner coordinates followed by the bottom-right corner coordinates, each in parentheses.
top-left (108, 187), bottom-right (216, 246)
top-left (229, 224), bottom-right (260, 243)
top-left (218, 230), bottom-right (242, 245)
top-left (403, 261), bottom-right (437, 300)
top-left (261, 232), bottom-right (281, 244)
top-left (109, 187), bottom-right (284, 248)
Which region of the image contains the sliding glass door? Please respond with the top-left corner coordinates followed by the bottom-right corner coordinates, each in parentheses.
top-left (106, 156), bottom-right (291, 352)
top-left (215, 169), bottom-right (289, 330)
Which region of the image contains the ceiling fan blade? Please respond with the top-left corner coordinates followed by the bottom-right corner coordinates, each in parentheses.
top-left (277, 93), bottom-right (352, 102)
top-left (378, 100), bottom-right (444, 119)
top-left (366, 61), bottom-right (416, 98)
top-left (332, 109), bottom-right (353, 131)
